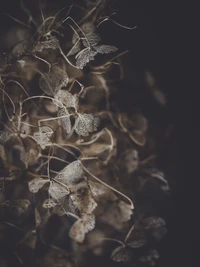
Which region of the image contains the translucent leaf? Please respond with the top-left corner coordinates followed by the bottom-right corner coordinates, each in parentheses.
top-left (68, 41), bottom-right (81, 56)
top-left (69, 213), bottom-right (95, 243)
top-left (75, 48), bottom-right (97, 69)
top-left (54, 90), bottom-right (78, 109)
top-left (34, 37), bottom-right (59, 52)
top-left (57, 107), bottom-right (71, 134)
top-left (39, 66), bottom-right (69, 96)
top-left (33, 126), bottom-right (53, 149)
top-left (43, 198), bottom-right (57, 208)
top-left (111, 246), bottom-right (133, 262)
top-left (82, 33), bottom-right (100, 47)
top-left (0, 131), bottom-right (12, 142)
top-left (75, 113), bottom-right (100, 136)
top-left (48, 181), bottom-right (70, 201)
top-left (94, 45), bottom-right (118, 54)
top-left (28, 177), bottom-right (48, 193)
top-left (54, 160), bottom-right (84, 185)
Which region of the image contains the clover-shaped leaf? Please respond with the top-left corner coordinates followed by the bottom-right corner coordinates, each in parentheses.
top-left (75, 113), bottom-right (100, 136)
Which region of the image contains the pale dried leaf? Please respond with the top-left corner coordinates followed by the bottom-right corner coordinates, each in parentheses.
top-left (28, 177), bottom-right (48, 193)
top-left (119, 149), bottom-right (139, 174)
top-left (43, 198), bottom-right (57, 208)
top-left (75, 48), bottom-right (97, 69)
top-left (55, 160), bottom-right (84, 185)
top-left (75, 113), bottom-right (100, 136)
top-left (57, 107), bottom-right (71, 134)
top-left (88, 181), bottom-right (117, 201)
top-left (39, 66), bottom-right (69, 96)
top-left (48, 181), bottom-right (70, 201)
top-left (68, 41), bottom-right (81, 56)
top-left (33, 126), bottom-right (53, 149)
top-left (54, 90), bottom-right (78, 109)
top-left (94, 45), bottom-right (118, 54)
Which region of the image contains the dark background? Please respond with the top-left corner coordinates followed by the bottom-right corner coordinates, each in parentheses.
top-left (0, 0), bottom-right (193, 266)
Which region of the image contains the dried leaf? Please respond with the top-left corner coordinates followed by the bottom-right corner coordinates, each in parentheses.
top-left (68, 41), bottom-right (81, 56)
top-left (54, 160), bottom-right (84, 185)
top-left (33, 126), bottom-right (53, 149)
top-left (94, 45), bottom-right (118, 54)
top-left (39, 66), bottom-right (69, 96)
top-left (111, 246), bottom-right (133, 262)
top-left (88, 181), bottom-right (117, 201)
top-left (69, 182), bottom-right (97, 215)
top-left (57, 107), bottom-right (71, 134)
top-left (82, 33), bottom-right (101, 47)
top-left (75, 113), bottom-right (100, 136)
top-left (100, 201), bottom-right (133, 230)
top-left (28, 177), bottom-right (48, 193)
top-left (54, 90), bottom-right (78, 109)
top-left (48, 181), bottom-right (70, 201)
top-left (42, 198), bottom-right (57, 209)
top-left (69, 213), bottom-right (95, 243)
top-left (75, 48), bottom-right (97, 69)
top-left (34, 37), bottom-right (59, 52)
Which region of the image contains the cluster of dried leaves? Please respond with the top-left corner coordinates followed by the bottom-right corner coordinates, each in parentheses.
top-left (0, 1), bottom-right (170, 267)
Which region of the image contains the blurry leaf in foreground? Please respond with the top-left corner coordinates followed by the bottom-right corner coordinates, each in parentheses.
top-left (69, 213), bottom-right (95, 243)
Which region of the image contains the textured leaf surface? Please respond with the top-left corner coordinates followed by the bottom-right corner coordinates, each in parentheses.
top-left (75, 114), bottom-right (100, 136)
top-left (75, 48), bottom-right (97, 69)
top-left (39, 67), bottom-right (69, 96)
top-left (28, 178), bottom-right (48, 193)
top-left (57, 107), bottom-right (71, 134)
